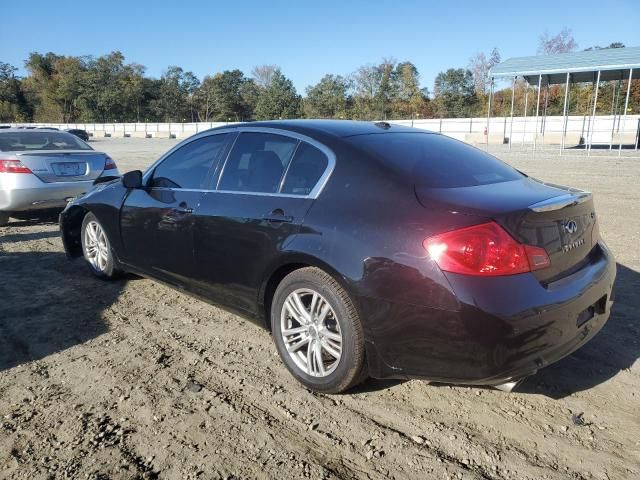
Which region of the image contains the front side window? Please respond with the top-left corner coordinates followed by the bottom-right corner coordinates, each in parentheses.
top-left (281, 142), bottom-right (328, 196)
top-left (151, 134), bottom-right (230, 189)
top-left (218, 132), bottom-right (298, 193)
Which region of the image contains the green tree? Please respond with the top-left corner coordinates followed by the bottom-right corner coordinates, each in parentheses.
top-left (304, 74), bottom-right (350, 118)
top-left (196, 70), bottom-right (254, 121)
top-left (433, 68), bottom-right (476, 117)
top-left (152, 66), bottom-right (200, 122)
top-left (254, 70), bottom-right (301, 120)
top-left (393, 61), bottom-right (429, 118)
top-left (0, 62), bottom-right (31, 121)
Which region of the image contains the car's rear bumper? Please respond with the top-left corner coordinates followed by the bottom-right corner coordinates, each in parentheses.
top-left (361, 242), bottom-right (616, 385)
top-left (0, 174), bottom-right (94, 212)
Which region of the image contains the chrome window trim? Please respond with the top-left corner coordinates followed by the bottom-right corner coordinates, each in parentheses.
top-left (142, 126), bottom-right (336, 200)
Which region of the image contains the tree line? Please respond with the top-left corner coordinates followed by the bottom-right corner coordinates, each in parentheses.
top-left (1, 29), bottom-right (637, 124)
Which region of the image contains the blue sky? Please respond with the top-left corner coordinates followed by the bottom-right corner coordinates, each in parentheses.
top-left (1, 0), bottom-right (638, 93)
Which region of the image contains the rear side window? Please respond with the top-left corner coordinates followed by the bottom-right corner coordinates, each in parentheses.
top-left (281, 142), bottom-right (328, 196)
top-left (347, 133), bottom-right (523, 188)
top-left (218, 132), bottom-right (298, 193)
top-left (0, 131), bottom-right (92, 151)
top-left (151, 133), bottom-right (230, 189)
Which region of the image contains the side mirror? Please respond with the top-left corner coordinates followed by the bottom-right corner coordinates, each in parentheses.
top-left (122, 170), bottom-right (143, 189)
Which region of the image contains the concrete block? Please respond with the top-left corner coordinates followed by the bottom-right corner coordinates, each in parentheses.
top-left (536, 133), bottom-right (583, 145)
top-left (611, 132), bottom-right (638, 145)
top-left (129, 131), bottom-right (150, 138)
top-left (152, 131), bottom-right (173, 138)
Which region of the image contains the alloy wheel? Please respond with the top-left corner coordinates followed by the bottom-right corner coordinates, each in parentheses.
top-left (280, 288), bottom-right (343, 377)
top-left (84, 220), bottom-right (109, 273)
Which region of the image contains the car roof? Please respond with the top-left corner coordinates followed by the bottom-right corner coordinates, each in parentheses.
top-left (0, 127), bottom-right (63, 133)
top-left (208, 119), bottom-right (434, 139)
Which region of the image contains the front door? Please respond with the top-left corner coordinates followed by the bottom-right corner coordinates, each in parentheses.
top-left (192, 131), bottom-right (331, 317)
top-left (120, 132), bottom-right (232, 286)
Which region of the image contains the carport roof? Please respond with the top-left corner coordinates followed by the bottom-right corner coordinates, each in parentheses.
top-left (490, 46), bottom-right (640, 84)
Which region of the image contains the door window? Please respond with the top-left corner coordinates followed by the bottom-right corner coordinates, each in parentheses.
top-left (218, 132), bottom-right (298, 193)
top-left (151, 134), bottom-right (230, 189)
top-left (281, 142), bottom-right (329, 196)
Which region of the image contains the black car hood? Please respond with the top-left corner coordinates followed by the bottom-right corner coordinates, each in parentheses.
top-left (415, 178), bottom-right (572, 217)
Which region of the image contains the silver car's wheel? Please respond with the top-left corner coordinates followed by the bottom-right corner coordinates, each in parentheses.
top-left (280, 288), bottom-right (343, 378)
top-left (84, 220), bottom-right (109, 272)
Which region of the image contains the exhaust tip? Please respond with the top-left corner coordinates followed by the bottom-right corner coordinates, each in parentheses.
top-left (493, 378), bottom-right (525, 393)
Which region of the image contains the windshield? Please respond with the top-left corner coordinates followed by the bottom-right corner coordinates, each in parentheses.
top-left (347, 132), bottom-right (523, 188)
top-left (0, 131), bottom-right (93, 152)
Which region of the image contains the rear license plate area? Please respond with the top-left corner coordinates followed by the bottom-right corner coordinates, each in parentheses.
top-left (576, 295), bottom-right (607, 327)
top-left (53, 162), bottom-right (86, 177)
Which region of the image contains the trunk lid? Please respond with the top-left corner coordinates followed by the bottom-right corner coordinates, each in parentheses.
top-left (416, 178), bottom-right (599, 283)
top-left (15, 150), bottom-right (107, 183)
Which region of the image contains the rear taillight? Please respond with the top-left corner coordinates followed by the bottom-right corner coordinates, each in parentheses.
top-left (424, 221), bottom-right (550, 276)
top-left (0, 159), bottom-right (32, 174)
top-left (104, 156), bottom-right (117, 170)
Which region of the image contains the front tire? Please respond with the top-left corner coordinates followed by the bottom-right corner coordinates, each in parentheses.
top-left (271, 267), bottom-right (367, 393)
top-left (81, 212), bottom-right (119, 279)
top-left (0, 212), bottom-right (10, 227)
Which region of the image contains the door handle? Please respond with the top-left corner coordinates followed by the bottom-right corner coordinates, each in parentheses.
top-left (173, 202), bottom-right (193, 215)
top-left (263, 209), bottom-right (293, 223)
top-left (174, 207), bottom-right (193, 214)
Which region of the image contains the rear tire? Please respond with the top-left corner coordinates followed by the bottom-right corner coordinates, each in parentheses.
top-left (81, 212), bottom-right (120, 279)
top-left (271, 267), bottom-right (368, 393)
top-left (0, 212), bottom-right (9, 227)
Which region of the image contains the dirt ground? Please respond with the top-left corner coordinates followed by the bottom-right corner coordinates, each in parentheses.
top-left (1, 137), bottom-right (639, 480)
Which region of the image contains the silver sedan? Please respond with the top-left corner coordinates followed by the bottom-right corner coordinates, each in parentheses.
top-left (0, 129), bottom-right (120, 226)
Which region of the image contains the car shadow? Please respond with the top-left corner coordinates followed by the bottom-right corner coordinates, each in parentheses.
top-left (0, 229), bottom-right (61, 243)
top-left (518, 262), bottom-right (639, 399)
top-left (0, 250), bottom-right (125, 372)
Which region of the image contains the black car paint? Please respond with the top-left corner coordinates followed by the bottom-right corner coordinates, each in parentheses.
top-left (60, 120), bottom-right (616, 385)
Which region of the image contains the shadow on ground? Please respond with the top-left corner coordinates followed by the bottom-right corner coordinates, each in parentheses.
top-left (0, 247), bottom-right (125, 372)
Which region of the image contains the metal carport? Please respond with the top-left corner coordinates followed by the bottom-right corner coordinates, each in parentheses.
top-left (488, 46), bottom-right (640, 155)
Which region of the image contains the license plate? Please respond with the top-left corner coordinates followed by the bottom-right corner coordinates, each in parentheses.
top-left (53, 162), bottom-right (86, 177)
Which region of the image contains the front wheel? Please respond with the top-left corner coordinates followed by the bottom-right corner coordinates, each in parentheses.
top-left (81, 212), bottom-right (120, 279)
top-left (271, 267), bottom-right (367, 393)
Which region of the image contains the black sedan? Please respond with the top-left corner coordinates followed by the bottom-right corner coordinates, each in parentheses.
top-left (65, 128), bottom-right (90, 142)
top-left (60, 120), bottom-right (616, 393)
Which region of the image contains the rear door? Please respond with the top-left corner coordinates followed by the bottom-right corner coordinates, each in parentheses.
top-left (120, 132), bottom-right (233, 286)
top-left (192, 131), bottom-right (332, 316)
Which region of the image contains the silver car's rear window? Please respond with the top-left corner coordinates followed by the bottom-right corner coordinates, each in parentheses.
top-left (0, 131), bottom-right (92, 152)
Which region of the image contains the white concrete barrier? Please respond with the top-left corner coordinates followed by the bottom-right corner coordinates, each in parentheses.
top-left (464, 133), bottom-right (506, 145)
top-left (174, 131), bottom-right (196, 139)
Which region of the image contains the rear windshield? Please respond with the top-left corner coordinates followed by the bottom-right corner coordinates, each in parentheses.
top-left (0, 131), bottom-right (92, 152)
top-left (348, 133), bottom-right (523, 188)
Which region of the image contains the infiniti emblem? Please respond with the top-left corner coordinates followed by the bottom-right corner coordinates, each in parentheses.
top-left (564, 220), bottom-right (578, 234)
